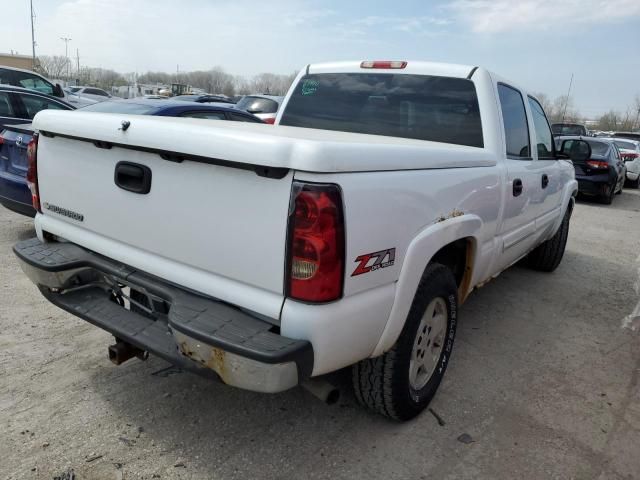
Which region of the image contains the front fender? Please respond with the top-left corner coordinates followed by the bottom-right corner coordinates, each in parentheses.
top-left (371, 214), bottom-right (483, 357)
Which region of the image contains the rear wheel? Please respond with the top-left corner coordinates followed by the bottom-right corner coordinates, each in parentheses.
top-left (601, 184), bottom-right (615, 205)
top-left (352, 263), bottom-right (458, 421)
top-left (527, 205), bottom-right (571, 272)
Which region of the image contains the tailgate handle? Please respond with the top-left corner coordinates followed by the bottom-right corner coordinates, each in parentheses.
top-left (114, 162), bottom-right (152, 194)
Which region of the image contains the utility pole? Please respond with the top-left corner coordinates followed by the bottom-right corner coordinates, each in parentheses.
top-left (30, 0), bottom-right (37, 70)
top-left (561, 73), bottom-right (574, 124)
top-left (60, 36), bottom-right (72, 80)
top-left (76, 48), bottom-right (80, 83)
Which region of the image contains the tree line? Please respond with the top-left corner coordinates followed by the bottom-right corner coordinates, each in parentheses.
top-left (36, 55), bottom-right (297, 96)
top-left (534, 92), bottom-right (639, 132)
top-left (35, 55), bottom-right (640, 131)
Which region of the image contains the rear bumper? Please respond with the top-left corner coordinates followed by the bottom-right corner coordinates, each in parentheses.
top-left (575, 174), bottom-right (613, 196)
top-left (626, 171), bottom-right (639, 181)
top-left (14, 238), bottom-right (313, 393)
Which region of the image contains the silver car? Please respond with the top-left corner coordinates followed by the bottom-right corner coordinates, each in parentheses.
top-left (234, 94), bottom-right (283, 124)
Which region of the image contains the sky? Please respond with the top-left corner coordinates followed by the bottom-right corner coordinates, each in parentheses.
top-left (2, 0), bottom-right (639, 117)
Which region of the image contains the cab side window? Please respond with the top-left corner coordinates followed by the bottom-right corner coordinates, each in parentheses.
top-left (528, 97), bottom-right (555, 159)
top-left (15, 72), bottom-right (54, 96)
top-left (498, 84), bottom-right (530, 159)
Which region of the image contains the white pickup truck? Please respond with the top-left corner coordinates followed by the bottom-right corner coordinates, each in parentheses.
top-left (14, 60), bottom-right (592, 420)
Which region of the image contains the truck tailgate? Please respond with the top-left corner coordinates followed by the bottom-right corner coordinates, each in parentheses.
top-left (33, 117), bottom-right (294, 318)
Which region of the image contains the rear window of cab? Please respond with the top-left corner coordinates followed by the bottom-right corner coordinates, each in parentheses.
top-left (280, 73), bottom-right (483, 148)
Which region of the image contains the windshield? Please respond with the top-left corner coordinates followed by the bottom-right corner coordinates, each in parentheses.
top-left (79, 101), bottom-right (159, 115)
top-left (67, 87), bottom-right (82, 93)
top-left (280, 73), bottom-right (483, 147)
top-left (614, 140), bottom-right (637, 151)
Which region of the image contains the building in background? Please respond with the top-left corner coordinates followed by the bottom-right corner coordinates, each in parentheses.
top-left (0, 53), bottom-right (33, 71)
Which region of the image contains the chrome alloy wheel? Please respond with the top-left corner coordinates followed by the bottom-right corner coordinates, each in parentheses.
top-left (409, 296), bottom-right (448, 390)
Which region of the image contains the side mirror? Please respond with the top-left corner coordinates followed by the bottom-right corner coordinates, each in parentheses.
top-left (560, 139), bottom-right (591, 162)
top-left (53, 83), bottom-right (64, 98)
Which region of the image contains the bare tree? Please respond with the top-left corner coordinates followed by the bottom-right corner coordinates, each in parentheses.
top-left (250, 72), bottom-right (297, 95)
top-left (596, 110), bottom-right (621, 131)
top-left (36, 55), bottom-right (70, 80)
top-left (89, 68), bottom-right (126, 89)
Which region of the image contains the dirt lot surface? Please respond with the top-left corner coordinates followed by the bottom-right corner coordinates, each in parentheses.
top-left (1, 191), bottom-right (640, 480)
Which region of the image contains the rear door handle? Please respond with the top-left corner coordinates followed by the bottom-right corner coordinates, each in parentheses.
top-left (541, 174), bottom-right (549, 189)
top-left (114, 161), bottom-right (152, 194)
top-left (513, 178), bottom-right (523, 197)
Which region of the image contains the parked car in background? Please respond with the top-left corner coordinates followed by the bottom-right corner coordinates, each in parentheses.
top-left (65, 86), bottom-right (113, 103)
top-left (556, 136), bottom-right (626, 204)
top-left (63, 88), bottom-right (99, 108)
top-left (235, 94), bottom-right (283, 124)
top-left (0, 98), bottom-right (262, 217)
top-left (172, 94), bottom-right (234, 104)
top-left (80, 98), bottom-right (264, 122)
top-left (0, 85), bottom-right (73, 127)
top-left (0, 87), bottom-right (74, 215)
top-left (551, 123), bottom-right (589, 137)
top-left (0, 66), bottom-right (65, 99)
top-left (610, 138), bottom-right (640, 188)
top-left (611, 132), bottom-right (640, 141)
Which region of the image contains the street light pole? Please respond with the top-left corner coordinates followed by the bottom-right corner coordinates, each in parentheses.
top-left (60, 36), bottom-right (72, 81)
top-left (30, 0), bottom-right (37, 70)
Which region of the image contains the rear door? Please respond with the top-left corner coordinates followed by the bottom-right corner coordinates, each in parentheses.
top-left (14, 92), bottom-right (69, 120)
top-left (0, 90), bottom-right (27, 126)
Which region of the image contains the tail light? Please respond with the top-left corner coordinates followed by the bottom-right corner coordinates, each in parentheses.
top-left (361, 60), bottom-right (407, 69)
top-left (26, 133), bottom-right (41, 212)
top-left (586, 159), bottom-right (609, 170)
top-left (263, 117), bottom-right (276, 125)
top-left (622, 153), bottom-right (638, 161)
top-left (286, 182), bottom-right (345, 303)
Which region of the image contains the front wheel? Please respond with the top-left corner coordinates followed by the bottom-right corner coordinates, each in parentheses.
top-left (352, 263), bottom-right (458, 421)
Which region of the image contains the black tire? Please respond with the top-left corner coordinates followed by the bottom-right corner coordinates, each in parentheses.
top-left (527, 205), bottom-right (571, 272)
top-left (633, 177), bottom-right (640, 189)
top-left (601, 184), bottom-right (615, 204)
top-left (352, 263), bottom-right (458, 421)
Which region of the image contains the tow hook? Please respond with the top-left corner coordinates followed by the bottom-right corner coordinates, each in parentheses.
top-left (108, 340), bottom-right (149, 365)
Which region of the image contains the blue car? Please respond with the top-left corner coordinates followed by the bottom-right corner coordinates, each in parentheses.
top-left (0, 86), bottom-right (75, 216)
top-left (0, 98), bottom-right (263, 217)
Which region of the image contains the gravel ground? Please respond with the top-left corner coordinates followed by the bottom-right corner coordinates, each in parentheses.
top-left (1, 191), bottom-right (639, 480)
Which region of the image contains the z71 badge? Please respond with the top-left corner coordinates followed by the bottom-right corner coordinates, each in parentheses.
top-left (351, 248), bottom-right (396, 276)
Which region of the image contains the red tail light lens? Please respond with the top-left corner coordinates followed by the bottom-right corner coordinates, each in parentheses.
top-left (26, 133), bottom-right (41, 212)
top-left (286, 182), bottom-right (345, 302)
top-left (263, 117), bottom-right (276, 125)
top-left (622, 153), bottom-right (638, 160)
top-left (586, 160), bottom-right (609, 170)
